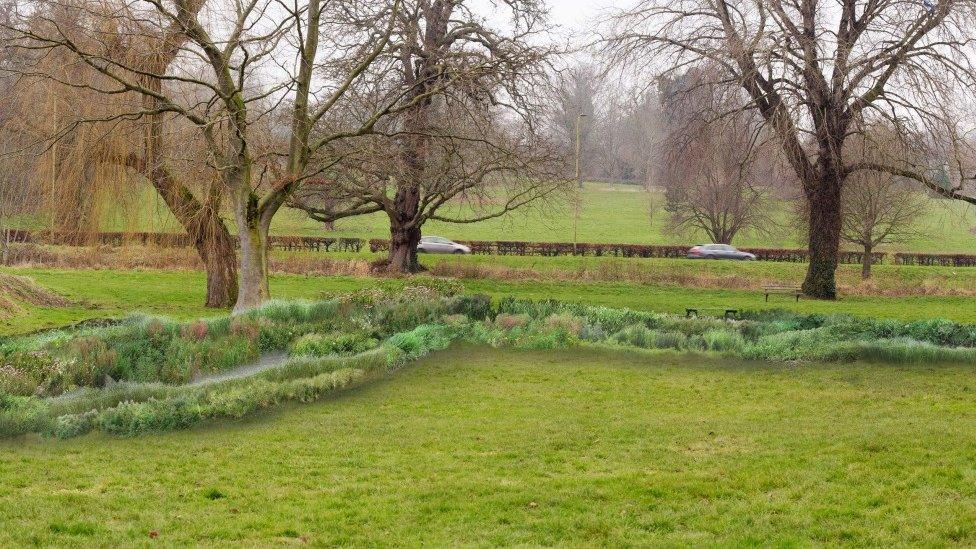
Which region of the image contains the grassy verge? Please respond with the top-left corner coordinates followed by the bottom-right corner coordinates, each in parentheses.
top-left (3, 345), bottom-right (976, 545)
top-left (17, 243), bottom-right (976, 297)
top-left (8, 266), bottom-right (976, 336)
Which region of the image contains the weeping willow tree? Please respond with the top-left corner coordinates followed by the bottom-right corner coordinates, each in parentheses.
top-left (1, 11), bottom-right (137, 242)
top-left (2, 0), bottom-right (239, 307)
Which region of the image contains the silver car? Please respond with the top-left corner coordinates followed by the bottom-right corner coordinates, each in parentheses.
top-left (417, 236), bottom-right (471, 254)
top-left (687, 244), bottom-right (756, 260)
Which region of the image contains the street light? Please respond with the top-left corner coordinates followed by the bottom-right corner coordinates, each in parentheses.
top-left (575, 112), bottom-right (587, 190)
top-left (573, 112), bottom-right (588, 252)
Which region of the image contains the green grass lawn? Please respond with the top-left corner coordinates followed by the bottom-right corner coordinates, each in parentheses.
top-left (9, 266), bottom-right (976, 336)
top-left (355, 250), bottom-right (976, 293)
top-left (3, 345), bottom-right (976, 545)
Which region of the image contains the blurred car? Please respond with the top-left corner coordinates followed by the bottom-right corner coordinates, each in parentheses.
top-left (687, 243), bottom-right (756, 261)
top-left (417, 236), bottom-right (471, 254)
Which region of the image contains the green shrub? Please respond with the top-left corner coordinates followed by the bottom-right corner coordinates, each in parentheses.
top-left (0, 395), bottom-right (52, 438)
top-left (49, 410), bottom-right (98, 439)
top-left (702, 329), bottom-right (746, 353)
top-left (373, 298), bottom-right (447, 335)
top-left (98, 395), bottom-right (204, 436)
top-left (741, 328), bottom-right (832, 361)
top-left (611, 325), bottom-right (687, 350)
top-left (258, 351), bottom-right (387, 383)
top-left (386, 324), bottom-right (453, 364)
top-left (446, 294), bottom-right (493, 320)
top-left (515, 326), bottom-right (579, 350)
top-left (290, 332), bottom-right (378, 357)
top-left (820, 338), bottom-right (976, 364)
top-left (12, 295), bottom-right (976, 440)
top-left (0, 364), bottom-right (37, 396)
top-left (579, 322), bottom-right (606, 342)
top-left (900, 319), bottom-right (975, 347)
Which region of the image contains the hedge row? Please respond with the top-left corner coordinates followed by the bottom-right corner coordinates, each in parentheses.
top-left (739, 247), bottom-right (886, 265)
top-left (3, 230), bottom-right (363, 252)
top-left (4, 229), bottom-right (964, 266)
top-left (369, 239), bottom-right (887, 265)
top-left (893, 253), bottom-right (976, 267)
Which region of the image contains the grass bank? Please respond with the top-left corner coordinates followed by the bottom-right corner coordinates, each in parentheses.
top-left (3, 345), bottom-right (976, 545)
top-left (16, 243), bottom-right (976, 298)
top-left (9, 266), bottom-right (976, 337)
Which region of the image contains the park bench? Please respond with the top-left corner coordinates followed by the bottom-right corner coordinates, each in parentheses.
top-left (763, 285), bottom-right (802, 302)
top-left (685, 307), bottom-right (739, 320)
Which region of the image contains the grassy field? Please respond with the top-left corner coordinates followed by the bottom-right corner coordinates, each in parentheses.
top-left (26, 181), bottom-right (976, 253)
top-left (3, 344), bottom-right (976, 545)
top-left (340, 250), bottom-right (976, 295)
top-left (8, 266), bottom-right (976, 336)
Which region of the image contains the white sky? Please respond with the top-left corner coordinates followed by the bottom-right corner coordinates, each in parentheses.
top-left (545, 0), bottom-right (622, 30)
top-left (471, 0), bottom-right (633, 38)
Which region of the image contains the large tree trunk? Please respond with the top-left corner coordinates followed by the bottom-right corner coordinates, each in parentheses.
top-left (861, 243), bottom-right (873, 280)
top-left (146, 163), bottom-right (238, 308)
top-left (802, 173), bottom-right (843, 299)
top-left (386, 125), bottom-right (424, 274)
top-left (198, 228), bottom-right (239, 308)
top-left (233, 207), bottom-right (271, 313)
top-left (387, 223), bottom-right (422, 274)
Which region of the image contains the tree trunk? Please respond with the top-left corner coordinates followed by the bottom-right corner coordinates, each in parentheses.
top-left (408, 226), bottom-right (421, 271)
top-left (198, 228), bottom-right (238, 308)
top-left (232, 191), bottom-right (271, 312)
top-left (802, 174), bottom-right (843, 299)
top-left (861, 243), bottom-right (873, 280)
top-left (386, 160), bottom-right (423, 274)
top-left (147, 166), bottom-right (238, 308)
top-left (387, 224), bottom-right (422, 273)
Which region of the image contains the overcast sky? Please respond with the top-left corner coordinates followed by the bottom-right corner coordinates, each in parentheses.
top-left (545, 0), bottom-right (622, 30)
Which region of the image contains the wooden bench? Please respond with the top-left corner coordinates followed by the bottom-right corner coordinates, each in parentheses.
top-left (685, 308), bottom-right (739, 320)
top-left (763, 285), bottom-right (802, 302)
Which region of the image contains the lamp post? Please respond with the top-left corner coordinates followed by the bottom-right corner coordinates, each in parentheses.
top-left (575, 112), bottom-right (587, 190)
top-left (573, 112), bottom-right (587, 253)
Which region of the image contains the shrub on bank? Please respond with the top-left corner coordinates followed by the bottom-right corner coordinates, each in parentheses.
top-left (290, 332), bottom-right (378, 357)
top-left (6, 293), bottom-right (976, 439)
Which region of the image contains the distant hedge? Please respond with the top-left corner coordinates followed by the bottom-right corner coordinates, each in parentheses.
top-left (3, 229), bottom-right (363, 253)
top-left (7, 229), bottom-right (970, 267)
top-left (893, 252), bottom-right (976, 267)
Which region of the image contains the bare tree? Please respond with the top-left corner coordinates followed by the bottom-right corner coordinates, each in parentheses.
top-left (4, 0), bottom-right (418, 311)
top-left (657, 69), bottom-right (778, 244)
top-left (607, 0), bottom-right (976, 299)
top-left (0, 0), bottom-right (35, 263)
top-left (291, 0), bottom-right (565, 274)
top-left (617, 89), bottom-right (660, 186)
top-left (296, 99), bottom-right (566, 272)
top-left (551, 63), bottom-right (599, 186)
top-left (840, 126), bottom-right (930, 278)
top-left (841, 173), bottom-right (929, 279)
top-left (289, 179), bottom-right (347, 231)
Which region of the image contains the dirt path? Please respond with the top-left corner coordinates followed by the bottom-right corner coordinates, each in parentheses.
top-left (188, 352), bottom-right (290, 386)
top-left (49, 352), bottom-right (292, 403)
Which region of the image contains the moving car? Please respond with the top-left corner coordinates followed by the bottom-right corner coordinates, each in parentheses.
top-left (687, 243), bottom-right (756, 261)
top-left (417, 236), bottom-right (471, 254)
